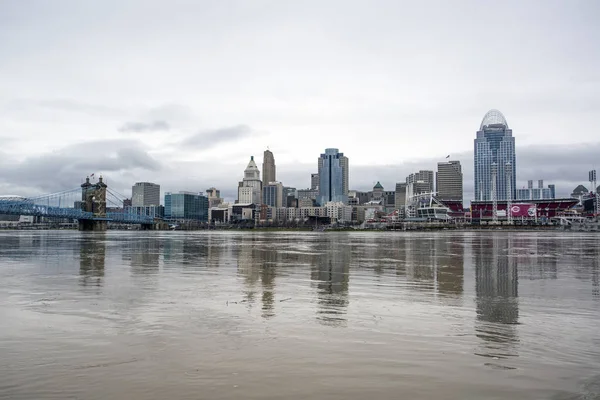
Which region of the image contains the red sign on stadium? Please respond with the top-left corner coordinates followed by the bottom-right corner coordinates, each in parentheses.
top-left (509, 203), bottom-right (537, 217)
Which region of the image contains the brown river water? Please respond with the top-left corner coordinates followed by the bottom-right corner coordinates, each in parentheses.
top-left (0, 230), bottom-right (599, 399)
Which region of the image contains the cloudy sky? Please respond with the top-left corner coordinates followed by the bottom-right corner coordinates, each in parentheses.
top-left (1, 0), bottom-right (599, 203)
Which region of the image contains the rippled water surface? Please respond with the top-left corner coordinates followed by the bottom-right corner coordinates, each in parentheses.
top-left (0, 231), bottom-right (599, 399)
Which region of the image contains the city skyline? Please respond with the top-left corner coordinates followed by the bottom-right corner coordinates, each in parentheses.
top-left (0, 1), bottom-right (599, 201)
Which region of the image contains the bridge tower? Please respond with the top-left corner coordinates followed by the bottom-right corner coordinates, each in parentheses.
top-left (79, 176), bottom-right (108, 231)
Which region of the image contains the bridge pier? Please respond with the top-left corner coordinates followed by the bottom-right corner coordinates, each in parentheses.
top-left (78, 220), bottom-right (107, 231)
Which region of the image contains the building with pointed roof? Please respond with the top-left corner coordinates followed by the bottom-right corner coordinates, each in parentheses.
top-left (571, 184), bottom-right (588, 197)
top-left (372, 181), bottom-right (384, 202)
top-left (238, 156), bottom-right (262, 204)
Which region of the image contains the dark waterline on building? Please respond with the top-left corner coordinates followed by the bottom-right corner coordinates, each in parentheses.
top-left (0, 231), bottom-right (599, 399)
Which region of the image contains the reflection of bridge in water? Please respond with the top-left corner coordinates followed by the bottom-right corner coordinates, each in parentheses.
top-left (0, 176), bottom-right (157, 230)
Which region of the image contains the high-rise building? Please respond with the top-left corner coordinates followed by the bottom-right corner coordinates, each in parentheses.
top-left (263, 182), bottom-right (284, 208)
top-left (318, 148), bottom-right (349, 205)
top-left (206, 187), bottom-right (223, 208)
top-left (132, 182), bottom-right (160, 207)
top-left (395, 183), bottom-right (407, 209)
top-left (262, 149), bottom-right (276, 186)
top-left (436, 161), bottom-right (463, 202)
top-left (238, 156), bottom-right (262, 204)
top-left (516, 179), bottom-right (555, 200)
top-left (164, 191), bottom-right (208, 221)
top-left (406, 170), bottom-right (434, 192)
top-left (297, 188), bottom-right (319, 201)
top-left (311, 173), bottom-right (319, 190)
top-left (548, 184), bottom-right (556, 199)
top-left (283, 186), bottom-right (297, 208)
top-left (474, 109), bottom-right (516, 201)
top-left (340, 156), bottom-right (349, 196)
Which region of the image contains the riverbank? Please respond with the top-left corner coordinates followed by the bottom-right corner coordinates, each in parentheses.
top-left (0, 224), bottom-right (565, 232)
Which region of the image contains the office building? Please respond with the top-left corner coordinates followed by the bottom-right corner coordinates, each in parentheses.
top-left (474, 109), bottom-right (516, 201)
top-left (395, 183), bottom-right (407, 209)
top-left (297, 188), bottom-right (319, 201)
top-left (406, 170), bottom-right (434, 192)
top-left (548, 184), bottom-right (556, 199)
top-left (516, 179), bottom-right (555, 200)
top-left (311, 173), bottom-right (319, 190)
top-left (283, 186), bottom-right (297, 208)
top-left (206, 187), bottom-right (223, 208)
top-left (318, 148), bottom-right (349, 205)
top-left (132, 182), bottom-right (160, 207)
top-left (371, 182), bottom-right (384, 202)
top-left (238, 156), bottom-right (262, 204)
top-left (340, 155), bottom-right (349, 195)
top-left (164, 191), bottom-right (208, 221)
top-left (348, 190), bottom-right (369, 205)
top-left (262, 149), bottom-right (276, 186)
top-left (263, 182), bottom-right (284, 208)
top-left (436, 161), bottom-right (463, 202)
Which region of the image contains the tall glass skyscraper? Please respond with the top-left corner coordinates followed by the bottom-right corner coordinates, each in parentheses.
top-left (474, 110), bottom-right (516, 201)
top-left (318, 148), bottom-right (348, 205)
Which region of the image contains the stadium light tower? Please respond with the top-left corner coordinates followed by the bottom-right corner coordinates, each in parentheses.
top-left (506, 162), bottom-right (513, 225)
top-left (590, 170), bottom-right (598, 217)
top-left (491, 163), bottom-right (498, 224)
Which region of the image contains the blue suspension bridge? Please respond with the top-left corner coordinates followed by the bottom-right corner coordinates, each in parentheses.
top-left (0, 176), bottom-right (157, 230)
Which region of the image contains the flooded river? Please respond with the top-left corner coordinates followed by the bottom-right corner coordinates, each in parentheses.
top-left (0, 231), bottom-right (599, 399)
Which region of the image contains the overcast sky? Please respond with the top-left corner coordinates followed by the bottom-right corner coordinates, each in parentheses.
top-left (1, 0), bottom-right (599, 203)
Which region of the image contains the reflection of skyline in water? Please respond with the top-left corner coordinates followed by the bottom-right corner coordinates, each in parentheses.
top-left (390, 236), bottom-right (465, 302)
top-left (2, 232), bottom-right (600, 399)
top-left (474, 236), bottom-right (519, 361)
top-left (124, 238), bottom-right (160, 274)
top-left (4, 231), bottom-right (599, 325)
top-left (236, 235), bottom-right (279, 319)
top-left (79, 235), bottom-right (105, 287)
top-left (311, 239), bottom-right (350, 327)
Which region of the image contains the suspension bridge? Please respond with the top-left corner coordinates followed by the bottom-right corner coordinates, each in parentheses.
top-left (0, 176), bottom-right (157, 230)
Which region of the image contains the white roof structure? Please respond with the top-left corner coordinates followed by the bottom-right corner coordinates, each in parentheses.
top-left (480, 109), bottom-right (508, 130)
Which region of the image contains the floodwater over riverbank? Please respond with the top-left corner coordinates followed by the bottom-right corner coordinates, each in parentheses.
top-left (1, 231), bottom-right (598, 399)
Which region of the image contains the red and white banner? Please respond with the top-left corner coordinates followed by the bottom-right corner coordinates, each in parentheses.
top-left (509, 203), bottom-right (537, 217)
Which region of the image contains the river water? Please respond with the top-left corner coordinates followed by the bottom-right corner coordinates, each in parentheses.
top-left (0, 231), bottom-right (598, 399)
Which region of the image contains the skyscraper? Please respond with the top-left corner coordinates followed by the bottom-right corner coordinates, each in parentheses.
top-left (436, 161), bottom-right (463, 202)
top-left (474, 109), bottom-right (516, 201)
top-left (132, 182), bottom-right (160, 207)
top-left (340, 155), bottom-right (349, 196)
top-left (238, 156), bottom-right (262, 204)
top-left (318, 148), bottom-right (348, 205)
top-left (311, 173), bottom-right (319, 190)
top-left (262, 149), bottom-right (276, 186)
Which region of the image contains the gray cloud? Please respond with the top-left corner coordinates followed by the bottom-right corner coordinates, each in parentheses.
top-left (181, 125), bottom-right (252, 149)
top-left (5, 98), bottom-right (125, 118)
top-left (118, 120), bottom-right (170, 133)
top-left (0, 139), bottom-right (161, 196)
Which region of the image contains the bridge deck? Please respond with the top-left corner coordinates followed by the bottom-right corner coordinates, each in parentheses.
top-left (0, 200), bottom-right (155, 224)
